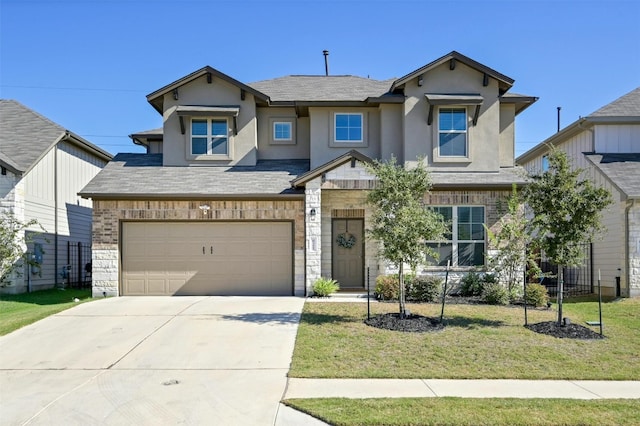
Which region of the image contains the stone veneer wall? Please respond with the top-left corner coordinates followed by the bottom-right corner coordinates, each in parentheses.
top-left (629, 203), bottom-right (640, 297)
top-left (320, 189), bottom-right (381, 288)
top-left (91, 199), bottom-right (305, 297)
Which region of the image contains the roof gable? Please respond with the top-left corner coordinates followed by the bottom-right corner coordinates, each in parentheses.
top-left (146, 66), bottom-right (270, 114)
top-left (291, 150), bottom-right (373, 187)
top-left (0, 100), bottom-right (111, 174)
top-left (391, 51), bottom-right (515, 95)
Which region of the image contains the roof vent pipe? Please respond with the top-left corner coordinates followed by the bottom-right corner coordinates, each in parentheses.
top-left (323, 50), bottom-right (329, 76)
top-left (557, 106), bottom-right (561, 132)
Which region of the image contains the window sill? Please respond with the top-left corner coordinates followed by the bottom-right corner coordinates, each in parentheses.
top-left (330, 141), bottom-right (368, 148)
top-left (432, 156), bottom-right (472, 164)
top-left (188, 154), bottom-right (233, 161)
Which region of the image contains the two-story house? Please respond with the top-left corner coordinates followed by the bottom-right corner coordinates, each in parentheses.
top-left (80, 51), bottom-right (537, 297)
top-left (517, 87), bottom-right (640, 298)
top-left (1, 100), bottom-right (112, 293)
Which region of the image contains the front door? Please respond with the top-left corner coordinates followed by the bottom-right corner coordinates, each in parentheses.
top-left (332, 219), bottom-right (364, 289)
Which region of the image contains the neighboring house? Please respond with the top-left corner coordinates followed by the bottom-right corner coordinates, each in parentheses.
top-left (517, 87), bottom-right (640, 298)
top-left (80, 51), bottom-right (537, 297)
top-left (0, 100), bottom-right (112, 293)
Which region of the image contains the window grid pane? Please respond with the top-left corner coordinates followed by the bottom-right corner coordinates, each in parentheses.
top-left (335, 113), bottom-right (363, 142)
top-left (274, 122), bottom-right (292, 140)
top-left (439, 108), bottom-right (467, 157)
top-left (426, 206), bottom-right (485, 267)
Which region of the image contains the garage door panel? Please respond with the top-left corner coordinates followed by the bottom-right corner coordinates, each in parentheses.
top-left (122, 222), bottom-right (292, 296)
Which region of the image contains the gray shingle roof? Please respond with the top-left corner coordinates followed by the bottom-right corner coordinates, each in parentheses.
top-left (0, 99), bottom-right (111, 173)
top-left (80, 153), bottom-right (308, 198)
top-left (585, 153), bottom-right (640, 199)
top-left (590, 87), bottom-right (640, 117)
top-left (431, 167), bottom-right (527, 188)
top-left (0, 99), bottom-right (66, 172)
top-left (249, 76), bottom-right (395, 102)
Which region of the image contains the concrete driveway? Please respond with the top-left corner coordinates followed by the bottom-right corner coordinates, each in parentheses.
top-left (0, 296), bottom-right (306, 426)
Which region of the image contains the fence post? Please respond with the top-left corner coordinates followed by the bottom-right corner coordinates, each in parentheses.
top-left (77, 241), bottom-right (83, 288)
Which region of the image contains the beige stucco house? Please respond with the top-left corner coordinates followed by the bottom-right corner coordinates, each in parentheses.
top-left (80, 51), bottom-right (537, 297)
top-left (517, 87), bottom-right (640, 298)
top-left (0, 100), bottom-right (112, 293)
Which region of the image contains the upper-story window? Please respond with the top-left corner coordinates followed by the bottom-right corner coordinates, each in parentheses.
top-left (191, 118), bottom-right (229, 156)
top-left (438, 108), bottom-right (467, 157)
top-left (273, 121), bottom-right (292, 142)
top-left (542, 155), bottom-right (549, 171)
top-left (334, 113), bottom-right (363, 143)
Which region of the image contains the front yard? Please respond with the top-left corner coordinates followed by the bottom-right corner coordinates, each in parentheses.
top-left (287, 297), bottom-right (639, 425)
top-left (290, 297), bottom-right (640, 380)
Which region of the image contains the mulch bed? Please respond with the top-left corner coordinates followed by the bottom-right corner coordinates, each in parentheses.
top-left (365, 313), bottom-right (604, 339)
top-left (526, 321), bottom-right (605, 339)
top-left (364, 313), bottom-right (444, 333)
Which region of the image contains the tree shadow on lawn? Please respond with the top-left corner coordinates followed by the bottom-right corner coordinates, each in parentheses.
top-left (439, 315), bottom-right (507, 329)
top-left (301, 312), bottom-right (354, 325)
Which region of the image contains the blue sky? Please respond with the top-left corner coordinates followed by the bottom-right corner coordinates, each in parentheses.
top-left (1, 0), bottom-right (639, 157)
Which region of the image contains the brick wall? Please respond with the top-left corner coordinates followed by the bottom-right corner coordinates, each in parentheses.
top-left (91, 199), bottom-right (305, 297)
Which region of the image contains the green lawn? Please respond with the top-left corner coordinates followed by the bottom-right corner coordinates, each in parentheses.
top-left (283, 398), bottom-right (640, 426)
top-left (0, 288), bottom-right (93, 336)
top-left (290, 297), bottom-right (640, 380)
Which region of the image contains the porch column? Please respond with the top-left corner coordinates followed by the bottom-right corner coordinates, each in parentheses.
top-left (305, 177), bottom-right (322, 295)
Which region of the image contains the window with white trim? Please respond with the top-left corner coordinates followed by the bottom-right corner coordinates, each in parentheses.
top-left (542, 155), bottom-right (549, 172)
top-left (191, 118), bottom-right (229, 156)
top-left (438, 108), bottom-right (468, 157)
top-left (273, 121), bottom-right (292, 141)
top-left (334, 113), bottom-right (363, 143)
top-left (426, 206), bottom-right (485, 267)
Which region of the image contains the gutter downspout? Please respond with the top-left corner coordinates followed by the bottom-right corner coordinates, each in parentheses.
top-left (54, 142), bottom-right (59, 288)
top-left (624, 199), bottom-right (635, 298)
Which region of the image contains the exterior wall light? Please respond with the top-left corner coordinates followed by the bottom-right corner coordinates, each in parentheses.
top-left (417, 76), bottom-right (424, 86)
top-left (199, 204), bottom-right (210, 215)
top-left (309, 208), bottom-right (317, 219)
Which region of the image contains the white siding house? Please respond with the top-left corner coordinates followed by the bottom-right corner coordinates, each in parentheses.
top-left (0, 99), bottom-right (112, 293)
top-left (517, 87), bottom-right (640, 297)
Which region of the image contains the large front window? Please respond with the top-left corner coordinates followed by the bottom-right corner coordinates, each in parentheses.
top-left (334, 113), bottom-right (363, 142)
top-left (191, 118), bottom-right (228, 155)
top-left (426, 206), bottom-right (485, 267)
top-left (438, 108), bottom-right (467, 157)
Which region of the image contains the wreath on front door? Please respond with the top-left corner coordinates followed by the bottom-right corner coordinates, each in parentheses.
top-left (336, 232), bottom-right (357, 249)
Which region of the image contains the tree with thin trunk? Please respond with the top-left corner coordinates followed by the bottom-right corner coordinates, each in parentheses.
top-left (367, 157), bottom-right (448, 318)
top-left (523, 148), bottom-right (612, 325)
top-left (0, 211), bottom-right (41, 286)
top-left (486, 184), bottom-right (541, 298)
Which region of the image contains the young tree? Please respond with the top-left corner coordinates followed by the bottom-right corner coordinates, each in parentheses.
top-left (486, 184), bottom-right (541, 298)
top-left (523, 149), bottom-right (612, 325)
top-left (0, 211), bottom-right (41, 286)
top-left (367, 157), bottom-right (448, 318)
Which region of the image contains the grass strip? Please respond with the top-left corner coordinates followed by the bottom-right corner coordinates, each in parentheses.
top-left (284, 397), bottom-right (640, 426)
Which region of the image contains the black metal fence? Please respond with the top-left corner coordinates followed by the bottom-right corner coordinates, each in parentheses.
top-left (64, 241), bottom-right (92, 288)
top-left (538, 243), bottom-right (592, 297)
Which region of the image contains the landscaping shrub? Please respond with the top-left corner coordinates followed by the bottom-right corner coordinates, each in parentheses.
top-left (460, 271), bottom-right (485, 296)
top-left (525, 283), bottom-right (550, 307)
top-left (374, 274), bottom-right (400, 300)
top-left (482, 282), bottom-right (510, 305)
top-left (312, 277), bottom-right (340, 297)
top-left (407, 275), bottom-right (443, 302)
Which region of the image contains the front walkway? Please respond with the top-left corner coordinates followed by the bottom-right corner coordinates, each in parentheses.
top-left (284, 378), bottom-right (640, 399)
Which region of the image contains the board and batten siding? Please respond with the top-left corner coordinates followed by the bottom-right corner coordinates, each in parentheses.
top-left (521, 129), bottom-right (593, 173)
top-left (19, 141), bottom-right (107, 291)
top-left (594, 124), bottom-right (640, 153)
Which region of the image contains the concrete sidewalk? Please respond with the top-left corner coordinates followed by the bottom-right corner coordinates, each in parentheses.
top-left (284, 378), bottom-right (640, 399)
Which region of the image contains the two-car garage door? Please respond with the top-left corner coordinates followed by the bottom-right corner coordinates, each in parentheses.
top-left (122, 222), bottom-right (293, 296)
